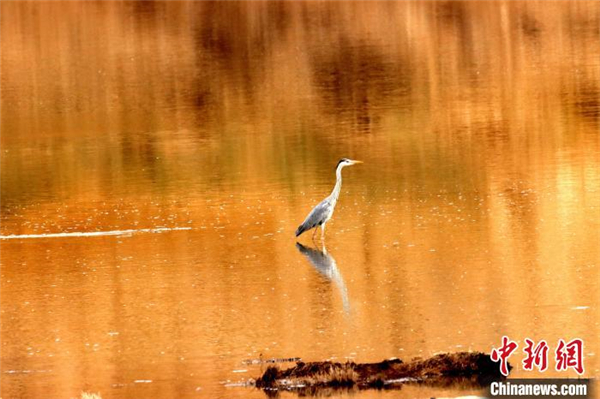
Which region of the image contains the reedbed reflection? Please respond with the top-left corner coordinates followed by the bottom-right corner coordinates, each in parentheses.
top-left (295, 243), bottom-right (350, 314)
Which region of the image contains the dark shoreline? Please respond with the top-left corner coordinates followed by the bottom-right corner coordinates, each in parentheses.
top-left (255, 352), bottom-right (509, 393)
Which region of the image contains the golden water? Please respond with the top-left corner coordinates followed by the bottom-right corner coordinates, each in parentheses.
top-left (1, 2), bottom-right (599, 398)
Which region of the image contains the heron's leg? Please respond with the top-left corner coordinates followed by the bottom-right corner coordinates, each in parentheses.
top-left (321, 223), bottom-right (326, 241)
top-left (312, 226), bottom-right (318, 241)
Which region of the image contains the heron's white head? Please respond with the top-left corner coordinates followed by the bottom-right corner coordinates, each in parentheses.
top-left (336, 158), bottom-right (363, 170)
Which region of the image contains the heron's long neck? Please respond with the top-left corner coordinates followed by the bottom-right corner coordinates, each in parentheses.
top-left (329, 166), bottom-right (343, 202)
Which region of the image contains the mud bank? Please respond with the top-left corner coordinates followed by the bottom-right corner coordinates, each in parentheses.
top-left (255, 352), bottom-right (508, 392)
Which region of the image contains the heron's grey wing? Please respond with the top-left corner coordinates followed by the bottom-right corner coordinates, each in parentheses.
top-left (295, 198), bottom-right (331, 237)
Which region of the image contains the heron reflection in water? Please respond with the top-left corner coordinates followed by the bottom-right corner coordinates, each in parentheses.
top-left (296, 242), bottom-right (350, 314)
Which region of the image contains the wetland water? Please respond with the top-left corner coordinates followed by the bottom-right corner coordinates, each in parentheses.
top-left (1, 2), bottom-right (599, 398)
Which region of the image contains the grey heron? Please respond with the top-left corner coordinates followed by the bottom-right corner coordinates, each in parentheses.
top-left (295, 158), bottom-right (362, 240)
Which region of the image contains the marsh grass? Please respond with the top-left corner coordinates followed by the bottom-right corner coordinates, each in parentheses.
top-left (256, 352), bottom-right (505, 391)
top-left (294, 363), bottom-right (358, 387)
top-left (258, 362), bottom-right (359, 388)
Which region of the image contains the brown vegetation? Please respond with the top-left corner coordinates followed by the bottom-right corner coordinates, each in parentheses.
top-left (256, 352), bottom-right (507, 392)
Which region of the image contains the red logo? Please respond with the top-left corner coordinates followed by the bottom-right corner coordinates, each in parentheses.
top-left (555, 338), bottom-right (584, 374)
top-left (491, 336), bottom-right (518, 376)
top-left (522, 338), bottom-right (549, 372)
top-left (491, 337), bottom-right (585, 376)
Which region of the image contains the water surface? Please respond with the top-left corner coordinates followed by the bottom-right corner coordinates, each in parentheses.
top-left (1, 2), bottom-right (599, 399)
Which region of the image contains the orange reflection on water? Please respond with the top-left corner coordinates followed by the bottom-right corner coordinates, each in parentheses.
top-left (1, 2), bottom-right (599, 399)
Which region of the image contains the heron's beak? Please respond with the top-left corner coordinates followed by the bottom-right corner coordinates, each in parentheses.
top-left (352, 160), bottom-right (363, 165)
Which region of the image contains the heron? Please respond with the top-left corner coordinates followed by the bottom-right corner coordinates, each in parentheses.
top-left (295, 158), bottom-right (362, 241)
